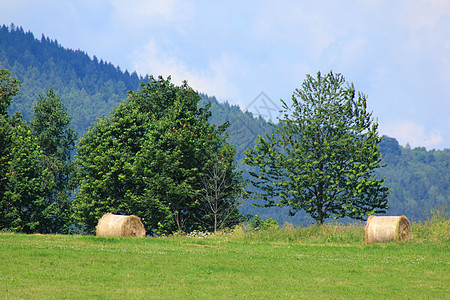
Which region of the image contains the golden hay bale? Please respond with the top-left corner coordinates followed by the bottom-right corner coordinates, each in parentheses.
top-left (365, 215), bottom-right (411, 244)
top-left (96, 213), bottom-right (146, 237)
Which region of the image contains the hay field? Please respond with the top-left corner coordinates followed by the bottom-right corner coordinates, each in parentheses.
top-left (0, 219), bottom-right (448, 299)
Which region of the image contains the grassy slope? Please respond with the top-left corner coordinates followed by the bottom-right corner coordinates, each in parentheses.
top-left (0, 220), bottom-right (448, 299)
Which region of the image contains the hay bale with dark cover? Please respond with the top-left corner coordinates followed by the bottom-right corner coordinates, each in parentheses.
top-left (96, 213), bottom-right (146, 237)
top-left (365, 215), bottom-right (411, 244)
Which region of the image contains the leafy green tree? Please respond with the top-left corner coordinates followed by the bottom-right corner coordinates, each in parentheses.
top-left (0, 115), bottom-right (49, 233)
top-left (0, 69), bottom-right (21, 204)
top-left (30, 88), bottom-right (78, 233)
top-left (0, 69), bottom-right (51, 232)
top-left (74, 76), bottom-right (244, 234)
top-left (245, 71), bottom-right (389, 224)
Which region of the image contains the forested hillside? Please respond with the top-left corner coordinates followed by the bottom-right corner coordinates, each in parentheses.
top-left (379, 137), bottom-right (449, 220)
top-left (0, 24), bottom-right (146, 136)
top-left (1, 24), bottom-right (448, 225)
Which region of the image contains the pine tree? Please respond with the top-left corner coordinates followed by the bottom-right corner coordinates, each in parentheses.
top-left (0, 69), bottom-right (49, 232)
top-left (30, 88), bottom-right (77, 233)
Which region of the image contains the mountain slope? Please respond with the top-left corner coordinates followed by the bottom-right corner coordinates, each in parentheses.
top-left (0, 24), bottom-right (144, 136)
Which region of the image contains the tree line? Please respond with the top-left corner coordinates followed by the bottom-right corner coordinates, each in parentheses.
top-left (1, 68), bottom-right (394, 233)
top-left (0, 69), bottom-right (76, 233)
top-left (1, 70), bottom-right (246, 234)
top-left (0, 24), bottom-right (448, 232)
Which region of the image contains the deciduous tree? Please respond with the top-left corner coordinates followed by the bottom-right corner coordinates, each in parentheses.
top-left (196, 148), bottom-right (245, 233)
top-left (245, 71), bottom-right (389, 224)
top-left (74, 76), bottom-right (244, 234)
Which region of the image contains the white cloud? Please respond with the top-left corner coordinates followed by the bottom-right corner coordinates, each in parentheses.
top-left (132, 40), bottom-right (243, 102)
top-left (399, 0), bottom-right (450, 30)
top-left (109, 0), bottom-right (193, 31)
top-left (251, 1), bottom-right (339, 61)
top-left (381, 121), bottom-right (444, 149)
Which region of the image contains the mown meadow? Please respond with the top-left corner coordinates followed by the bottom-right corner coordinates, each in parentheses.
top-left (1, 212), bottom-right (448, 299)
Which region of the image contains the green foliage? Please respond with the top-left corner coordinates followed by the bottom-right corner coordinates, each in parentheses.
top-left (2, 25), bottom-right (448, 226)
top-left (199, 94), bottom-right (273, 162)
top-left (0, 70), bottom-right (49, 233)
top-left (0, 69), bottom-right (21, 116)
top-left (0, 114), bottom-right (48, 233)
top-left (0, 24), bottom-right (144, 136)
top-left (246, 215), bottom-right (279, 231)
top-left (245, 71), bottom-right (389, 224)
top-left (74, 77), bottom-right (244, 234)
top-left (379, 138), bottom-right (450, 221)
top-left (0, 71), bottom-right (78, 233)
top-left (30, 88), bottom-right (78, 233)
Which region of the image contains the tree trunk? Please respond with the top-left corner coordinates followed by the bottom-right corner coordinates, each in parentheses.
top-left (317, 210), bottom-right (324, 225)
top-left (317, 199), bottom-right (324, 225)
top-left (317, 216), bottom-right (323, 225)
top-left (214, 213), bottom-right (217, 233)
top-left (173, 210), bottom-right (182, 234)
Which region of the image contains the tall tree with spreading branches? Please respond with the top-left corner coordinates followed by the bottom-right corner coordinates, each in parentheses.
top-left (245, 71), bottom-right (389, 224)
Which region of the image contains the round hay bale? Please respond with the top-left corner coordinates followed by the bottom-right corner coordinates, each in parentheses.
top-left (365, 215), bottom-right (411, 244)
top-left (96, 213), bottom-right (146, 237)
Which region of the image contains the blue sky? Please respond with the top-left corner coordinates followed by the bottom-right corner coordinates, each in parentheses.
top-left (1, 0), bottom-right (449, 149)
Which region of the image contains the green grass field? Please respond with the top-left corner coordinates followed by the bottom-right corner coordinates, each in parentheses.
top-left (1, 216), bottom-right (448, 299)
